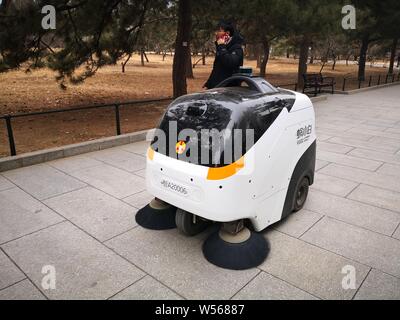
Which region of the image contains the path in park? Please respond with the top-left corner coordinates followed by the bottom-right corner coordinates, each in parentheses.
top-left (1, 85), bottom-right (400, 300)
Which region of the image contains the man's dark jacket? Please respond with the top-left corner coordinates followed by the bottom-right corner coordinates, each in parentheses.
top-left (204, 33), bottom-right (244, 89)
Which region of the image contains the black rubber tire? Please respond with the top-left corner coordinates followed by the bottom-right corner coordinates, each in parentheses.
top-left (175, 209), bottom-right (209, 236)
top-left (293, 176), bottom-right (309, 212)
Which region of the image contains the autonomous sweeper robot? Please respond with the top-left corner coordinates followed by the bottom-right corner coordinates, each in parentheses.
top-left (136, 72), bottom-right (316, 270)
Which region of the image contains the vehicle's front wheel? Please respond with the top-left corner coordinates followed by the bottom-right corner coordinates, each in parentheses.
top-left (175, 209), bottom-right (209, 236)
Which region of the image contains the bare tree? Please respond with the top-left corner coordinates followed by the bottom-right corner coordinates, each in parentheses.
top-left (172, 0), bottom-right (192, 98)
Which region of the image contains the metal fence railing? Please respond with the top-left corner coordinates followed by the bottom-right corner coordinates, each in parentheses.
top-left (0, 97), bottom-right (172, 157)
top-left (341, 72), bottom-right (400, 91)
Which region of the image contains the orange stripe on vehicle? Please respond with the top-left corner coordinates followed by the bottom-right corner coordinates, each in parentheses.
top-left (207, 157), bottom-right (244, 180)
top-left (147, 147), bottom-right (155, 160)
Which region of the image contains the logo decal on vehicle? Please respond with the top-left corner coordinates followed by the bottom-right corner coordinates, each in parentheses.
top-left (296, 125), bottom-right (312, 145)
top-left (176, 141), bottom-right (186, 155)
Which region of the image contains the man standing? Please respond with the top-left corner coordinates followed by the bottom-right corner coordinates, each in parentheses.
top-left (203, 20), bottom-right (244, 89)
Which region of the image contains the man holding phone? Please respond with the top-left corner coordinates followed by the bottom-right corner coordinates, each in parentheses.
top-left (203, 20), bottom-right (244, 89)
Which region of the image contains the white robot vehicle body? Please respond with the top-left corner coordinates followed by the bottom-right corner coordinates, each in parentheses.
top-left (144, 75), bottom-right (316, 234)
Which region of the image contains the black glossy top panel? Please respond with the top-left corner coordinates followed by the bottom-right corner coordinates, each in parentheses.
top-left (152, 77), bottom-right (296, 167)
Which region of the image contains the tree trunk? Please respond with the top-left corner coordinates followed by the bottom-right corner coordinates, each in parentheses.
top-left (332, 55), bottom-right (337, 70)
top-left (256, 45), bottom-right (262, 68)
top-left (358, 35), bottom-right (369, 81)
top-left (346, 54), bottom-right (350, 66)
top-left (286, 48), bottom-right (290, 59)
top-left (202, 48), bottom-right (206, 65)
top-left (388, 37), bottom-right (398, 75)
top-left (297, 35), bottom-right (311, 90)
top-left (143, 51), bottom-right (149, 63)
top-left (121, 53), bottom-right (132, 73)
top-left (186, 49), bottom-right (194, 78)
top-left (172, 0), bottom-right (192, 98)
top-left (140, 49), bottom-right (145, 66)
top-left (260, 40), bottom-right (270, 78)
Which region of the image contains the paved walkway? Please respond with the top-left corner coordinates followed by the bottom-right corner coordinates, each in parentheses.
top-left (1, 86), bottom-right (400, 300)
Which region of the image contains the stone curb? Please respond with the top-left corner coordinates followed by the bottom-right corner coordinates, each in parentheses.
top-left (0, 130), bottom-right (151, 172)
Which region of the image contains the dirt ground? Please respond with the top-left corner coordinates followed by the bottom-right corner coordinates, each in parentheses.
top-left (0, 54), bottom-right (394, 157)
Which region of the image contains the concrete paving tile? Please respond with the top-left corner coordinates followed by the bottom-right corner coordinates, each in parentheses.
top-left (123, 190), bottom-right (154, 209)
top-left (111, 276), bottom-right (182, 300)
top-left (364, 119), bottom-right (399, 127)
top-left (315, 122), bottom-right (354, 132)
top-left (354, 124), bottom-right (390, 132)
top-left (48, 155), bottom-right (102, 174)
top-left (316, 127), bottom-right (373, 141)
top-left (0, 279), bottom-right (45, 300)
top-left (2, 164), bottom-right (86, 200)
top-left (317, 141), bottom-right (354, 154)
top-left (348, 184), bottom-right (400, 214)
top-left (321, 117), bottom-right (365, 126)
top-left (133, 169), bottom-right (146, 178)
top-left (311, 173), bottom-right (359, 197)
top-left (0, 175), bottom-right (14, 191)
top-left (259, 230), bottom-right (369, 300)
top-left (393, 225), bottom-right (400, 240)
top-left (87, 148), bottom-right (146, 173)
top-left (354, 269), bottom-right (400, 300)
top-left (1, 222), bottom-right (144, 300)
top-left (106, 227), bottom-right (259, 300)
top-left (386, 127), bottom-right (400, 134)
top-left (369, 136), bottom-right (400, 148)
top-left (0, 250), bottom-right (25, 290)
top-left (316, 134), bottom-right (332, 142)
top-left (315, 159), bottom-right (330, 171)
top-left (304, 189), bottom-right (399, 235)
top-left (348, 127), bottom-right (400, 141)
top-left (316, 150), bottom-right (382, 171)
top-left (69, 164), bottom-right (146, 199)
top-left (119, 141), bottom-right (150, 157)
top-left (376, 163), bottom-right (400, 178)
top-left (320, 163), bottom-right (400, 193)
top-left (233, 272), bottom-right (317, 300)
top-left (44, 187), bottom-right (137, 242)
top-left (273, 209), bottom-right (323, 238)
top-left (301, 217), bottom-right (400, 278)
top-left (347, 148), bottom-right (400, 165)
top-left (0, 188), bottom-right (64, 244)
top-left (328, 137), bottom-right (399, 153)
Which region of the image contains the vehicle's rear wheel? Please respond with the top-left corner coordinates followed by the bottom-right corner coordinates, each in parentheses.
top-left (293, 176), bottom-right (309, 212)
top-left (176, 209), bottom-right (209, 236)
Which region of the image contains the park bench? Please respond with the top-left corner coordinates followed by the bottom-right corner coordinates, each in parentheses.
top-left (302, 73), bottom-right (335, 96)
